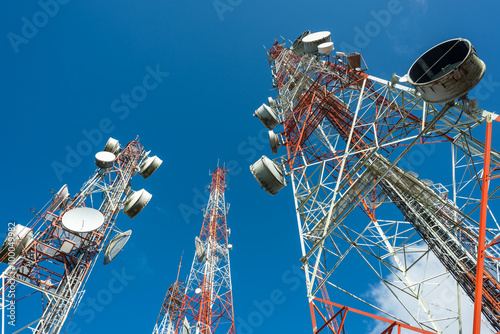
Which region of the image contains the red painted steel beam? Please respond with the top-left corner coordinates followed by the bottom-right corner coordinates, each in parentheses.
top-left (313, 297), bottom-right (437, 334)
top-left (473, 118), bottom-right (493, 334)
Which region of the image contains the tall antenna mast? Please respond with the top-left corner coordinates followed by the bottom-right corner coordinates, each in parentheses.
top-left (153, 255), bottom-right (186, 334)
top-left (0, 137), bottom-right (162, 333)
top-left (176, 166), bottom-right (235, 334)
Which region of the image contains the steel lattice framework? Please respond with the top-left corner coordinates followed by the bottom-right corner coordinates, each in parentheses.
top-left (153, 258), bottom-right (185, 334)
top-left (0, 137), bottom-right (159, 334)
top-left (252, 37), bottom-right (500, 333)
top-left (176, 167), bottom-right (235, 334)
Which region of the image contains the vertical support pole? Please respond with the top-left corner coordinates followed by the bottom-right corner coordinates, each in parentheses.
top-left (472, 116), bottom-right (493, 334)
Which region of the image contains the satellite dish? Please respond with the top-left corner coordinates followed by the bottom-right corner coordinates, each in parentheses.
top-left (104, 137), bottom-right (120, 154)
top-left (0, 224), bottom-right (34, 263)
top-left (195, 288), bottom-right (202, 294)
top-left (302, 31), bottom-right (332, 54)
top-left (104, 230), bottom-right (132, 265)
top-left (290, 30), bottom-right (311, 56)
top-left (250, 155), bottom-right (287, 195)
top-left (48, 184), bottom-right (70, 213)
top-left (195, 236), bottom-right (206, 262)
top-left (62, 207), bottom-right (105, 233)
top-left (95, 151), bottom-right (116, 169)
top-left (139, 155), bottom-right (163, 179)
top-left (318, 41), bottom-right (334, 55)
top-left (254, 104), bottom-right (279, 130)
top-left (267, 97), bottom-right (276, 108)
top-left (407, 38), bottom-right (485, 104)
top-left (123, 189), bottom-right (152, 218)
top-left (268, 130), bottom-right (281, 154)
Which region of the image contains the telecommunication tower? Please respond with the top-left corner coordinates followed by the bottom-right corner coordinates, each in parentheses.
top-left (174, 166), bottom-right (235, 334)
top-left (0, 137), bottom-right (162, 333)
top-left (153, 257), bottom-right (185, 334)
top-left (250, 31), bottom-right (499, 333)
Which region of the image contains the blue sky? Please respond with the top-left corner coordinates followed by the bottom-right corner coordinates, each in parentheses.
top-left (1, 0), bottom-right (499, 333)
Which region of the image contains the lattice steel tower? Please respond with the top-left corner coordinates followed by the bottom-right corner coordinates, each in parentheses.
top-left (0, 137), bottom-right (162, 333)
top-left (153, 257), bottom-right (185, 334)
top-left (175, 166), bottom-right (235, 334)
top-left (250, 31), bottom-right (499, 333)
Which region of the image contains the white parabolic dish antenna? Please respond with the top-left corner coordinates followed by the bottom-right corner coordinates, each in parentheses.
top-left (250, 155), bottom-right (287, 195)
top-left (49, 184), bottom-right (70, 213)
top-left (254, 104), bottom-right (279, 130)
top-left (195, 288), bottom-right (202, 294)
top-left (104, 137), bottom-right (120, 154)
top-left (268, 130), bottom-right (280, 154)
top-left (95, 151), bottom-right (116, 169)
top-left (139, 155), bottom-right (163, 179)
top-left (0, 224), bottom-right (34, 263)
top-left (123, 189), bottom-right (152, 218)
top-left (318, 41), bottom-right (334, 55)
top-left (62, 207), bottom-right (105, 233)
top-left (104, 230), bottom-right (132, 265)
top-left (302, 31), bottom-right (331, 54)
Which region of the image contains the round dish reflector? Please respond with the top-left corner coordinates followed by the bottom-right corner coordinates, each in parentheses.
top-left (318, 41), bottom-right (334, 54)
top-left (104, 230), bottom-right (132, 265)
top-left (0, 224), bottom-right (34, 263)
top-left (62, 207), bottom-right (105, 233)
top-left (267, 97), bottom-right (276, 108)
top-left (268, 130), bottom-right (280, 154)
top-left (290, 30), bottom-right (311, 56)
top-left (302, 31), bottom-right (332, 54)
top-left (250, 155), bottom-right (287, 195)
top-left (104, 137), bottom-right (120, 154)
top-left (123, 189), bottom-right (152, 218)
top-left (254, 104), bottom-right (279, 130)
top-left (95, 151), bottom-right (116, 169)
top-left (407, 38), bottom-right (485, 104)
top-left (139, 155), bottom-right (163, 179)
top-left (49, 184), bottom-right (70, 213)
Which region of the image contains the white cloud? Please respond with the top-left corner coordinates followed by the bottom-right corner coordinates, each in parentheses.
top-left (366, 246), bottom-right (496, 333)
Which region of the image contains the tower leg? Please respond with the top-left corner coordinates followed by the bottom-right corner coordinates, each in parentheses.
top-left (473, 116), bottom-right (493, 334)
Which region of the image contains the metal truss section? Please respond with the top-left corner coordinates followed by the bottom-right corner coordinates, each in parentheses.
top-left (153, 280), bottom-right (185, 334)
top-left (252, 38), bottom-right (500, 333)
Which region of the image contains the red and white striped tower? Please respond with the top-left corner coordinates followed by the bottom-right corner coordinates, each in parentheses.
top-left (0, 137), bottom-right (162, 334)
top-left (176, 166), bottom-right (235, 334)
top-left (153, 257), bottom-right (185, 334)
